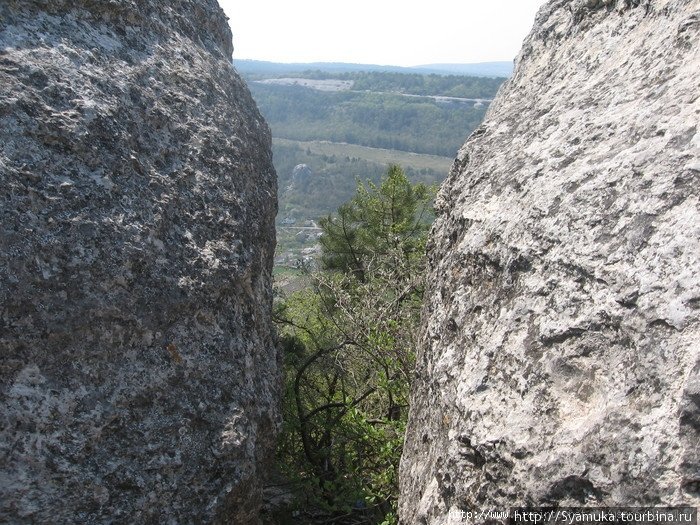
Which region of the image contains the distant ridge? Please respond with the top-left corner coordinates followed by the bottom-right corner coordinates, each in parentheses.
top-left (416, 62), bottom-right (513, 77)
top-left (234, 59), bottom-right (513, 78)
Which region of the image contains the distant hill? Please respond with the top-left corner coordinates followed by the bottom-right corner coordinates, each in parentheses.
top-left (238, 62), bottom-right (505, 265)
top-left (248, 80), bottom-right (494, 157)
top-left (416, 62), bottom-right (513, 77)
top-left (234, 59), bottom-right (513, 78)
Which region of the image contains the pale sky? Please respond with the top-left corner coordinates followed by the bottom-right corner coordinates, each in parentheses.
top-left (218, 0), bottom-right (549, 66)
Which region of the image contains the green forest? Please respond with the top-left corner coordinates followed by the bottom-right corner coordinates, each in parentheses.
top-left (248, 83), bottom-right (489, 157)
top-left (273, 70), bottom-right (504, 99)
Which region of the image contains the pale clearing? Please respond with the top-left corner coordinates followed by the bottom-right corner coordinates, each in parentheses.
top-left (274, 138), bottom-right (454, 173)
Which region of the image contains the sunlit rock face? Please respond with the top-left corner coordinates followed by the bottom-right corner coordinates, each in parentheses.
top-left (0, 1), bottom-right (279, 523)
top-left (399, 0), bottom-right (699, 522)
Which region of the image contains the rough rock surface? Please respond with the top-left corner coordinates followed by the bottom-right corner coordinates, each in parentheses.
top-left (0, 1), bottom-right (278, 523)
top-left (400, 0), bottom-right (699, 522)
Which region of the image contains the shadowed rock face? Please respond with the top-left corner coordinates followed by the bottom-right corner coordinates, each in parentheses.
top-left (399, 0), bottom-right (699, 522)
top-left (0, 1), bottom-right (278, 523)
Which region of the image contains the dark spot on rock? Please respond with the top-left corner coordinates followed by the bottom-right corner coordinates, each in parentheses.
top-left (509, 254), bottom-right (533, 273)
top-left (541, 327), bottom-right (586, 346)
top-left (681, 479), bottom-right (700, 497)
top-left (545, 476), bottom-right (604, 504)
top-left (447, 318), bottom-right (458, 332)
top-left (649, 319), bottom-right (677, 330)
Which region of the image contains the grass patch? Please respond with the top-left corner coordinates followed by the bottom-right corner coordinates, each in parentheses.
top-left (274, 138), bottom-right (453, 173)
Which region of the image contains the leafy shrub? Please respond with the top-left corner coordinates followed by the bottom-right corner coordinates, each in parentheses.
top-left (274, 167), bottom-right (435, 523)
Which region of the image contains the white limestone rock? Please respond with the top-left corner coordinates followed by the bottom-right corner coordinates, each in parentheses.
top-left (399, 0), bottom-right (699, 522)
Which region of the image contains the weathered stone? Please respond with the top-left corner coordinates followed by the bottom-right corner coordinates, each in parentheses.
top-left (400, 0), bottom-right (699, 523)
top-left (0, 1), bottom-right (279, 523)
top-left (289, 163), bottom-right (313, 191)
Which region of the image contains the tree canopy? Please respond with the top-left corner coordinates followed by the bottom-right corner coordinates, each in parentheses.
top-left (319, 165), bottom-right (433, 282)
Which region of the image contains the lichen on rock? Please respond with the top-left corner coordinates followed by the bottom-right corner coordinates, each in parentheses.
top-left (399, 0), bottom-right (699, 523)
top-left (0, 0), bottom-right (279, 523)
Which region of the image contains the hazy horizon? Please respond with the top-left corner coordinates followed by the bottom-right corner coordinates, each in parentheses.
top-left (218, 0), bottom-right (549, 67)
top-left (233, 57), bottom-right (513, 67)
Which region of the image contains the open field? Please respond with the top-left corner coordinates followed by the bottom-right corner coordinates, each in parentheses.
top-left (255, 78), bottom-right (353, 91)
top-left (273, 138), bottom-right (454, 173)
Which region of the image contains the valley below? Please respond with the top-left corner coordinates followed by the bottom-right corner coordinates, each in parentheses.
top-left (239, 65), bottom-right (506, 276)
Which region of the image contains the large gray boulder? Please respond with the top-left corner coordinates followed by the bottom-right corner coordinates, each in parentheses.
top-left (400, 0), bottom-right (699, 522)
top-left (0, 1), bottom-right (279, 523)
